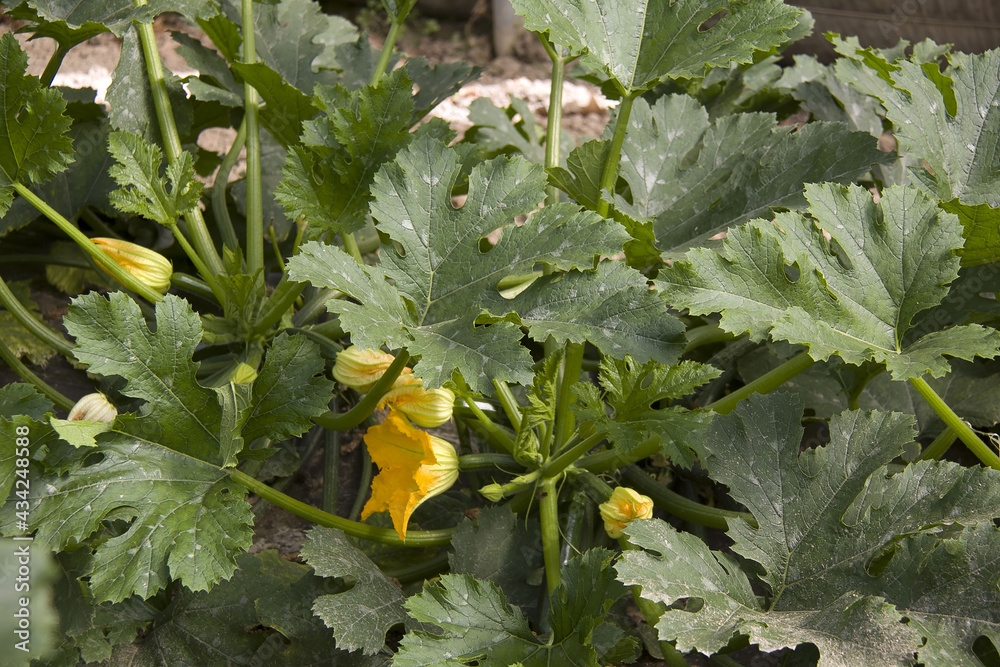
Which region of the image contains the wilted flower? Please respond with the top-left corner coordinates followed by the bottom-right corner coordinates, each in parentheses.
top-left (333, 346), bottom-right (411, 392)
top-left (377, 376), bottom-right (455, 427)
top-left (361, 409), bottom-right (459, 540)
top-left (91, 238), bottom-right (172, 294)
top-left (67, 392), bottom-right (117, 423)
top-left (599, 487), bottom-right (654, 539)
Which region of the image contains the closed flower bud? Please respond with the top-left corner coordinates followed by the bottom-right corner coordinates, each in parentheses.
top-left (91, 238), bottom-right (172, 294)
top-left (599, 487), bottom-right (654, 539)
top-left (479, 483), bottom-right (505, 503)
top-left (67, 392), bottom-right (117, 423)
top-left (230, 362), bottom-right (258, 385)
top-left (377, 379), bottom-right (455, 428)
top-left (333, 346), bottom-right (411, 392)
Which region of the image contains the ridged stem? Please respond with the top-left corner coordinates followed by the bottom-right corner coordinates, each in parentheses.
top-left (917, 427), bottom-right (957, 461)
top-left (706, 350), bottom-right (815, 414)
top-left (314, 351), bottom-right (410, 430)
top-left (240, 0), bottom-right (264, 275)
top-left (0, 274), bottom-right (74, 357)
top-left (538, 476), bottom-right (562, 593)
top-left (211, 117), bottom-right (246, 252)
top-left (12, 183), bottom-right (162, 303)
top-left (228, 468), bottom-right (453, 546)
top-left (0, 335), bottom-right (75, 412)
top-left (595, 92), bottom-right (635, 218)
top-left (909, 376), bottom-right (1000, 469)
top-left (621, 465), bottom-right (755, 530)
top-left (132, 16), bottom-right (223, 277)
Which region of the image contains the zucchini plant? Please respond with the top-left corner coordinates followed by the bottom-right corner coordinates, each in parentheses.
top-left (1, 0), bottom-right (999, 665)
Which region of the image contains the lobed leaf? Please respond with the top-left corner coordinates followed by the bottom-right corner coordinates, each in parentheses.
top-left (510, 0), bottom-right (802, 95)
top-left (107, 131), bottom-right (203, 226)
top-left (0, 33), bottom-right (74, 215)
top-left (659, 183), bottom-right (1000, 380)
top-left (299, 527), bottom-right (407, 655)
top-left (289, 136), bottom-right (674, 393)
top-left (619, 392), bottom-right (1000, 662)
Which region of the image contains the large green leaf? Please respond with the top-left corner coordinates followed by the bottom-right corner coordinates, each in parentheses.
top-left (0, 116), bottom-right (119, 236)
top-left (106, 26), bottom-right (193, 146)
top-left (835, 43), bottom-right (1000, 265)
top-left (658, 183), bottom-right (1000, 380)
top-left (64, 293), bottom-right (241, 466)
top-left (275, 67), bottom-right (416, 235)
top-left (111, 550), bottom-right (380, 665)
top-left (566, 94), bottom-right (893, 256)
top-left (287, 136), bottom-right (670, 392)
top-left (27, 418), bottom-right (253, 603)
top-left (397, 549), bottom-right (625, 666)
top-left (299, 527), bottom-right (407, 655)
top-left (24, 0), bottom-right (216, 37)
top-left (0, 32), bottom-right (73, 215)
top-left (835, 43), bottom-right (1000, 207)
top-left (618, 393), bottom-right (1000, 662)
top-left (575, 356), bottom-right (720, 468)
top-left (448, 506), bottom-right (544, 614)
top-left (509, 0), bottom-right (802, 95)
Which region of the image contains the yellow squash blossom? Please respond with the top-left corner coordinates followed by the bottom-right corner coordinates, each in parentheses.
top-left (91, 238), bottom-right (172, 294)
top-left (333, 346), bottom-right (411, 391)
top-left (377, 376), bottom-right (455, 427)
top-left (599, 487), bottom-right (654, 538)
top-left (361, 409), bottom-right (459, 541)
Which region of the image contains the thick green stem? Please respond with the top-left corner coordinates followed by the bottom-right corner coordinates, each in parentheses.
top-left (0, 274), bottom-right (74, 357)
top-left (40, 44), bottom-right (71, 87)
top-left (251, 278), bottom-right (306, 337)
top-left (684, 324), bottom-right (737, 354)
top-left (909, 376), bottom-right (1000, 469)
top-left (166, 222), bottom-right (223, 300)
top-left (211, 117), bottom-right (246, 252)
top-left (240, 0), bottom-right (264, 275)
top-left (544, 431), bottom-right (604, 478)
top-left (492, 380), bottom-right (522, 430)
top-left (315, 352), bottom-right (410, 430)
top-left (917, 427), bottom-right (957, 462)
top-left (371, 18), bottom-right (404, 87)
top-left (553, 342), bottom-right (584, 453)
top-left (707, 350), bottom-right (815, 414)
top-left (132, 17), bottom-right (224, 277)
top-left (170, 273), bottom-right (215, 302)
top-left (341, 231), bottom-right (364, 265)
top-left (292, 289), bottom-right (337, 326)
top-left (538, 477), bottom-right (562, 593)
top-left (542, 38), bottom-right (567, 208)
top-left (349, 446), bottom-right (373, 522)
top-left (460, 398), bottom-right (516, 455)
top-left (0, 335), bottom-right (75, 412)
top-left (459, 453), bottom-right (519, 471)
top-left (13, 184), bottom-right (163, 302)
top-left (381, 550), bottom-right (450, 584)
top-left (595, 93), bottom-right (636, 218)
top-left (323, 402), bottom-right (340, 514)
top-left (622, 465), bottom-right (755, 530)
top-left (229, 468), bottom-right (452, 546)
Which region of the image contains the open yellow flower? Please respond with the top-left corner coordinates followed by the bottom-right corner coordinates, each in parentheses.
top-left (599, 487), bottom-right (654, 539)
top-left (333, 346), bottom-right (411, 391)
top-left (377, 376), bottom-right (456, 427)
top-left (361, 409), bottom-right (459, 540)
